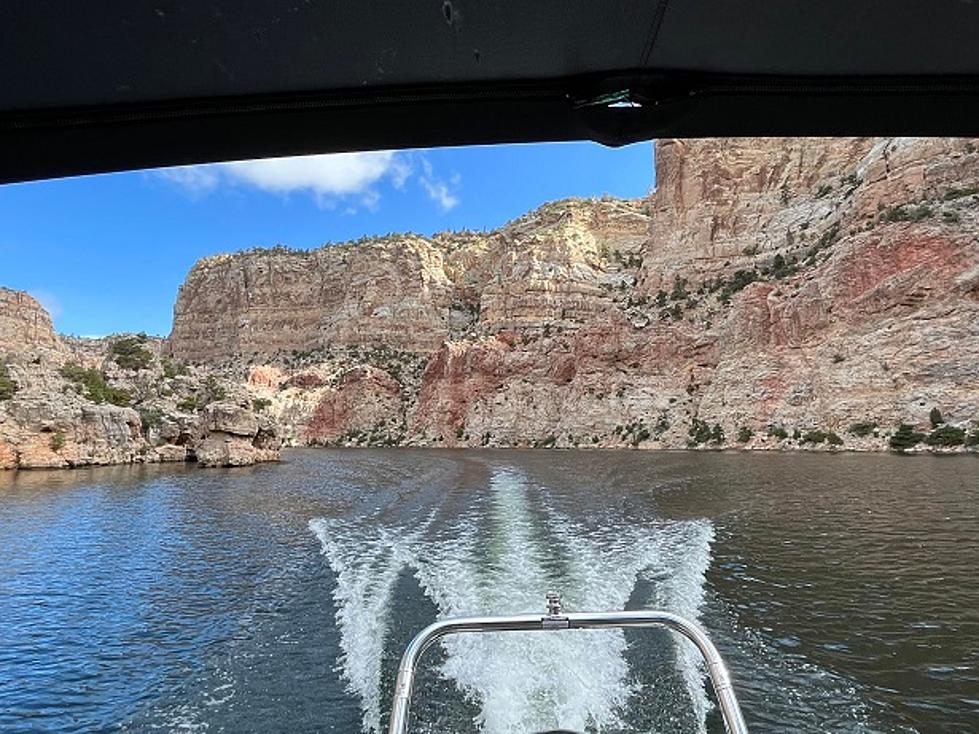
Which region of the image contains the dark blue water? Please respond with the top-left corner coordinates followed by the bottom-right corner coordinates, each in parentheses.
top-left (0, 449), bottom-right (977, 733)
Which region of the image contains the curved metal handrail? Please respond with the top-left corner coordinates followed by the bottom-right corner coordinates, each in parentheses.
top-left (387, 599), bottom-right (748, 734)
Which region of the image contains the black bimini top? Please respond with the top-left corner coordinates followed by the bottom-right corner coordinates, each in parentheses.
top-left (4, 0), bottom-right (979, 183)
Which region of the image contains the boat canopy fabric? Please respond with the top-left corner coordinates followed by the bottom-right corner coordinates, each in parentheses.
top-left (4, 0), bottom-right (979, 182)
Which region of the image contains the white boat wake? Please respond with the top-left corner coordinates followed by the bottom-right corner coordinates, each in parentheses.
top-left (310, 467), bottom-right (715, 734)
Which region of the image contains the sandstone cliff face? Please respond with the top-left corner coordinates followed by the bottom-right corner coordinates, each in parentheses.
top-left (169, 199), bottom-right (650, 362)
top-left (0, 288), bottom-right (65, 358)
top-left (188, 140), bottom-right (978, 453)
top-left (0, 289), bottom-right (281, 469)
top-left (170, 237), bottom-right (459, 361)
top-left (651, 137), bottom-right (979, 447)
top-left (6, 138), bottom-right (979, 464)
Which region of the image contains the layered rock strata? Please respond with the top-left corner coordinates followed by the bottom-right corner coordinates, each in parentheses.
top-left (171, 140), bottom-right (979, 453)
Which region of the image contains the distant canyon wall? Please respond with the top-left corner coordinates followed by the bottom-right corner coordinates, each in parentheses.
top-left (171, 138), bottom-right (979, 452)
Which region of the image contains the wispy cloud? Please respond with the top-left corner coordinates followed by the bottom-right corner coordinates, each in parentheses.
top-left (418, 158), bottom-right (460, 211)
top-left (156, 150), bottom-right (459, 212)
top-left (156, 165), bottom-right (219, 195)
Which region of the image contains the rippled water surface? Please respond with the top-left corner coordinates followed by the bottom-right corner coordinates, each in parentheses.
top-left (0, 449), bottom-right (977, 733)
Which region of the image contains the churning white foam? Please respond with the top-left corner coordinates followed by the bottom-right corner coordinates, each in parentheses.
top-left (638, 521), bottom-right (715, 730)
top-left (309, 517), bottom-right (428, 732)
top-left (311, 468), bottom-right (715, 734)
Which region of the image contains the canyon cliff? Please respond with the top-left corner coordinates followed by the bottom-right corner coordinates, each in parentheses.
top-left (2, 137), bottom-right (978, 468)
top-left (170, 137), bottom-right (979, 453)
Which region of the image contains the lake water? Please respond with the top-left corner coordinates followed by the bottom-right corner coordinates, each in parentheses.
top-left (0, 449), bottom-right (976, 733)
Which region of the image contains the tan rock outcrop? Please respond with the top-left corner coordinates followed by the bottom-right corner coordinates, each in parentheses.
top-left (0, 288), bottom-right (65, 358)
top-left (0, 306), bottom-right (280, 469)
top-left (169, 199), bottom-right (650, 362)
top-left (193, 401), bottom-right (281, 467)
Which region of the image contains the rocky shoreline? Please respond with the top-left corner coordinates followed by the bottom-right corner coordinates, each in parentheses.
top-left (0, 306), bottom-right (281, 470)
top-left (2, 137), bottom-right (978, 470)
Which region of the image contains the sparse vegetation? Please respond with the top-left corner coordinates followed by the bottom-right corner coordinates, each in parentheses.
top-left (350, 344), bottom-right (421, 382)
top-left (879, 204), bottom-right (934, 224)
top-left (688, 418), bottom-right (711, 445)
top-left (111, 335), bottom-right (154, 371)
top-left (330, 423), bottom-right (405, 448)
top-left (616, 420), bottom-right (652, 447)
top-left (941, 185), bottom-right (979, 201)
top-left (929, 407), bottom-right (944, 428)
top-left (710, 423), bottom-right (725, 444)
top-left (767, 424), bottom-right (789, 441)
top-left (161, 357), bottom-right (188, 379)
top-left (925, 425), bottom-right (966, 447)
top-left (737, 426), bottom-right (753, 443)
top-left (670, 276), bottom-right (689, 301)
top-left (50, 430), bottom-right (65, 451)
top-left (848, 422), bottom-right (877, 438)
top-left (767, 253), bottom-right (799, 280)
top-left (612, 251), bottom-right (643, 269)
top-left (138, 407), bottom-right (165, 434)
top-left (717, 269), bottom-right (758, 303)
top-left (0, 362), bottom-right (17, 400)
top-left (665, 303), bottom-right (682, 321)
top-left (177, 396), bottom-right (199, 412)
top-left (802, 430), bottom-right (826, 444)
top-left (799, 224), bottom-right (840, 267)
top-left (890, 423), bottom-right (926, 451)
top-left (204, 375), bottom-right (226, 402)
top-left (252, 398), bottom-right (272, 412)
top-left (60, 364), bottom-right (132, 406)
top-left (802, 430), bottom-right (843, 446)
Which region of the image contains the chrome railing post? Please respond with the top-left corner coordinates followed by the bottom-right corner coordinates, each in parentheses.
top-left (386, 597), bottom-right (748, 734)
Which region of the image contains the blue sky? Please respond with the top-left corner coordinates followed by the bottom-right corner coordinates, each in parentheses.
top-left (0, 142), bottom-right (654, 337)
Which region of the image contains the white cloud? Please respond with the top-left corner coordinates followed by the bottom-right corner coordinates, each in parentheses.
top-left (156, 150), bottom-right (460, 212)
top-left (418, 158), bottom-right (460, 211)
top-left (219, 151), bottom-right (397, 200)
top-left (156, 165), bottom-right (219, 194)
top-left (388, 156), bottom-right (413, 190)
top-left (28, 290), bottom-right (62, 320)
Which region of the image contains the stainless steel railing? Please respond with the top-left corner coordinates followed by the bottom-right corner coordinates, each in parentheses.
top-left (387, 593), bottom-right (748, 734)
